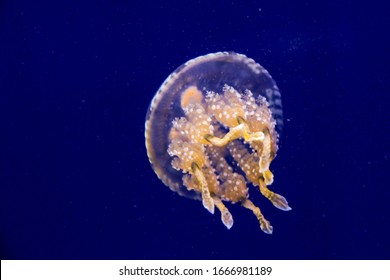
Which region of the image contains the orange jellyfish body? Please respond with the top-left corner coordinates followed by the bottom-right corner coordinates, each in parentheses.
top-left (145, 52), bottom-right (291, 234)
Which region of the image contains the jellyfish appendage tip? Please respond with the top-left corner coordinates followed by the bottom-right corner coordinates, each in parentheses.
top-left (258, 177), bottom-right (291, 211)
top-left (261, 222), bottom-right (273, 234)
top-left (192, 162), bottom-right (215, 214)
top-left (213, 196), bottom-right (234, 229)
top-left (222, 211), bottom-right (234, 229)
top-left (267, 190), bottom-right (291, 211)
top-left (202, 195), bottom-right (215, 214)
top-left (241, 198), bottom-right (273, 234)
top-left (271, 193), bottom-right (291, 211)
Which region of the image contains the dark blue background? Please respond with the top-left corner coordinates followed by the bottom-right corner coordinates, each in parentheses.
top-left (1, 0), bottom-right (389, 259)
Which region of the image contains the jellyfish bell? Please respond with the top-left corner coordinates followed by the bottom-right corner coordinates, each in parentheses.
top-left (145, 52), bottom-right (291, 234)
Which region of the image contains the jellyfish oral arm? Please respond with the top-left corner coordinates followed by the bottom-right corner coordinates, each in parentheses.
top-left (204, 121), bottom-right (265, 147)
top-left (258, 176), bottom-right (291, 211)
top-left (212, 195), bottom-right (234, 229)
top-left (241, 198), bottom-right (273, 234)
top-left (191, 162), bottom-right (214, 214)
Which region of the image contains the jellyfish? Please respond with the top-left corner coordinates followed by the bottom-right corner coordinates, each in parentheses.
top-left (145, 52), bottom-right (291, 234)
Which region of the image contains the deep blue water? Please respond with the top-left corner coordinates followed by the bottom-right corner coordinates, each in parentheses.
top-left (0, 0), bottom-right (389, 259)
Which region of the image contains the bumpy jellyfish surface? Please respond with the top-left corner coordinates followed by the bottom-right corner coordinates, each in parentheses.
top-left (145, 52), bottom-right (291, 234)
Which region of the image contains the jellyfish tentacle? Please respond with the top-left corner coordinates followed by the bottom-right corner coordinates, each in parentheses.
top-left (191, 162), bottom-right (214, 214)
top-left (258, 128), bottom-right (273, 172)
top-left (205, 120), bottom-right (265, 147)
top-left (204, 123), bottom-right (245, 146)
top-left (258, 176), bottom-right (291, 211)
top-left (227, 138), bottom-right (291, 212)
top-left (212, 195), bottom-right (233, 229)
top-left (239, 117), bottom-right (266, 142)
top-left (241, 198), bottom-right (273, 234)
